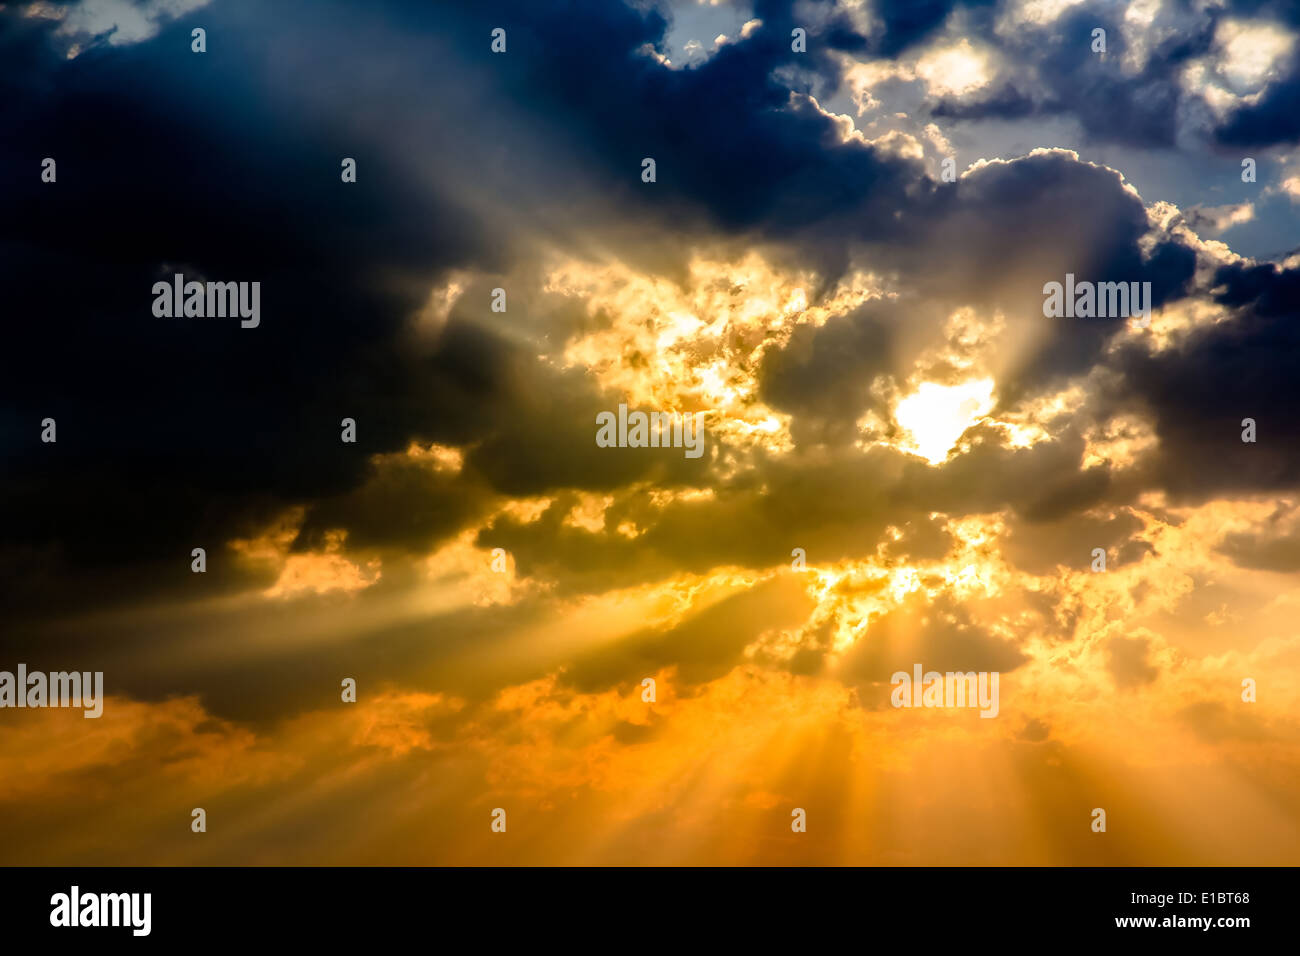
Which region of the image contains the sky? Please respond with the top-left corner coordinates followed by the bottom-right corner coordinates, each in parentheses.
top-left (1, 0), bottom-right (1299, 865)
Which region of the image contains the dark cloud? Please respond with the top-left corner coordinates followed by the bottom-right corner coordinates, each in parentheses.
top-left (882, 514), bottom-right (956, 562)
top-left (869, 0), bottom-right (997, 57)
top-left (560, 574), bottom-right (815, 692)
top-left (1020, 717), bottom-right (1051, 742)
top-left (1217, 525), bottom-right (1300, 572)
top-left (1179, 699), bottom-right (1280, 745)
top-left (1215, 71), bottom-right (1300, 147)
top-left (1, 0), bottom-right (1297, 720)
top-left (1002, 508), bottom-right (1146, 576)
top-left (758, 301), bottom-right (897, 445)
top-left (1106, 261), bottom-right (1300, 500)
top-left (836, 591), bottom-right (1029, 696)
top-left (0, 0), bottom-right (927, 622)
top-left (0, 2), bottom-right (500, 616)
top-left (1105, 635), bottom-right (1158, 689)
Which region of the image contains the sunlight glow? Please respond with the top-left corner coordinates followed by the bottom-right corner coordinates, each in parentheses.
top-left (894, 378), bottom-right (996, 464)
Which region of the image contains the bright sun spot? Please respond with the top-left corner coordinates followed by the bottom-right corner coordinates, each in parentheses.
top-left (894, 378), bottom-right (995, 464)
top-left (915, 39), bottom-right (993, 97)
top-left (1215, 19), bottom-right (1295, 93)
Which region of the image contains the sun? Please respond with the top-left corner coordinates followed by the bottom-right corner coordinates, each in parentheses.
top-left (894, 378), bottom-right (995, 464)
top-left (915, 39), bottom-right (994, 97)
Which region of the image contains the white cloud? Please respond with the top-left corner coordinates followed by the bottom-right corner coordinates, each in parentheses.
top-left (1215, 18), bottom-right (1296, 94)
top-left (1183, 201), bottom-right (1255, 236)
top-left (26, 0), bottom-right (211, 52)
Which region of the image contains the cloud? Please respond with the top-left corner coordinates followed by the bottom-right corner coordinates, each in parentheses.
top-left (25, 0), bottom-right (211, 52)
top-left (2, 0), bottom-right (1300, 865)
top-left (1106, 635), bottom-right (1159, 688)
top-left (1183, 201), bottom-right (1255, 236)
